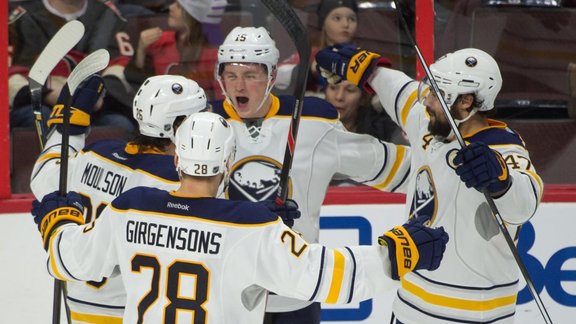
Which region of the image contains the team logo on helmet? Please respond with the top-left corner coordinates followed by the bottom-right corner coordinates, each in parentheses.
top-left (171, 83), bottom-right (183, 94)
top-left (465, 56), bottom-right (478, 67)
top-left (226, 156), bottom-right (292, 201)
top-left (408, 166), bottom-right (437, 226)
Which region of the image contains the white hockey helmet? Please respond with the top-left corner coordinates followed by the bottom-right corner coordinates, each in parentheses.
top-left (133, 75), bottom-right (207, 140)
top-left (175, 112), bottom-right (236, 196)
top-left (426, 48), bottom-right (502, 111)
top-left (216, 26), bottom-right (280, 80)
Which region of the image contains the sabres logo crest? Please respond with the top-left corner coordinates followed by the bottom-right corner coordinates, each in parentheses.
top-left (408, 166), bottom-right (437, 225)
top-left (226, 156), bottom-right (292, 202)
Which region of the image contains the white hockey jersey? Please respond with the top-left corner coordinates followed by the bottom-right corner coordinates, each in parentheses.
top-left (46, 186), bottom-right (397, 324)
top-left (369, 68), bottom-right (543, 323)
top-left (31, 132), bottom-right (180, 323)
top-left (211, 94), bottom-right (411, 311)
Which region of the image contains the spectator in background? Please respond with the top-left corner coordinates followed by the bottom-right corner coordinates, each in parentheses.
top-left (8, 0), bottom-right (136, 135)
top-left (324, 80), bottom-right (407, 144)
top-left (125, 0), bottom-right (227, 101)
top-left (276, 0), bottom-right (391, 95)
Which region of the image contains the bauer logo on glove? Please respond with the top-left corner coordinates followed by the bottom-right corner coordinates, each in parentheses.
top-left (379, 217), bottom-right (448, 280)
top-left (31, 191), bottom-right (86, 250)
top-left (47, 75), bottom-right (105, 135)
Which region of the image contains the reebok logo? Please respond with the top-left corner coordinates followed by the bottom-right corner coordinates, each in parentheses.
top-left (167, 202), bottom-right (190, 211)
top-left (112, 153), bottom-right (127, 161)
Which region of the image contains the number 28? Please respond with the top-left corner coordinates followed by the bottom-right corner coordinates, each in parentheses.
top-left (132, 254), bottom-right (210, 323)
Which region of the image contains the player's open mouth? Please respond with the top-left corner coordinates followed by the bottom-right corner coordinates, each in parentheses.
top-left (237, 96), bottom-right (249, 105)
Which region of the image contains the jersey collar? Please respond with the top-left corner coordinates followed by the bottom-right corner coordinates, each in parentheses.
top-left (463, 119), bottom-right (508, 138)
top-left (125, 143), bottom-right (166, 155)
top-left (222, 95), bottom-right (281, 121)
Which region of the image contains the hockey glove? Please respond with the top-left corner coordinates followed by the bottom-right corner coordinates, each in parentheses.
top-left (454, 142), bottom-right (512, 197)
top-left (31, 191), bottom-right (85, 250)
top-left (315, 43), bottom-right (389, 94)
top-left (378, 217), bottom-right (448, 280)
top-left (260, 199), bottom-right (301, 228)
top-left (47, 75), bottom-right (105, 135)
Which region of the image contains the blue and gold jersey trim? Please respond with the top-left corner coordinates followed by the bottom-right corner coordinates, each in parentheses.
top-left (111, 187), bottom-right (280, 226)
top-left (211, 95), bottom-right (339, 122)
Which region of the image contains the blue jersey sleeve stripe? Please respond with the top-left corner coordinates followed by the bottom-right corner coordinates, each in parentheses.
top-left (309, 246), bottom-right (326, 301)
top-left (345, 247), bottom-right (356, 303)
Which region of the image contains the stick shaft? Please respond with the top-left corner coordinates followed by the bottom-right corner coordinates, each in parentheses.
top-left (260, 0), bottom-right (311, 204)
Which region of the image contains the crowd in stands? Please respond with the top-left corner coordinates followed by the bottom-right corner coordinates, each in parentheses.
top-left (8, 0), bottom-right (405, 143)
top-left (7, 0), bottom-right (576, 192)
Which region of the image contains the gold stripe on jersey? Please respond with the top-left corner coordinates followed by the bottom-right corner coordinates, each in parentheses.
top-left (71, 311), bottom-right (122, 324)
top-left (37, 152), bottom-right (61, 163)
top-left (400, 89), bottom-right (419, 128)
top-left (518, 169), bottom-right (544, 200)
top-left (401, 279), bottom-right (517, 311)
top-left (326, 250), bottom-right (345, 304)
top-left (373, 145), bottom-right (408, 190)
top-left (110, 205), bottom-right (282, 228)
top-left (48, 229), bottom-right (67, 281)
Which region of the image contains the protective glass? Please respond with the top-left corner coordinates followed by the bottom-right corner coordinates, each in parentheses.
top-left (417, 76), bottom-right (445, 105)
top-left (219, 63), bottom-right (269, 84)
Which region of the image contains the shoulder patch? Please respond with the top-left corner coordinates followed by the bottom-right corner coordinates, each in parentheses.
top-left (9, 6), bottom-right (27, 24)
top-left (276, 95), bottom-right (338, 120)
top-left (467, 127), bottom-right (525, 147)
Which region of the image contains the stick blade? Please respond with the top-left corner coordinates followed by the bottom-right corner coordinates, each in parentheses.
top-left (67, 49), bottom-right (110, 95)
top-left (28, 20), bottom-right (85, 85)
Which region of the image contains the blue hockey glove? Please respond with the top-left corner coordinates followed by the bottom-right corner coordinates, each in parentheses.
top-left (260, 199), bottom-right (301, 228)
top-left (378, 217), bottom-right (448, 280)
top-left (31, 191), bottom-right (85, 250)
top-left (454, 142), bottom-right (512, 197)
top-left (47, 75), bottom-right (105, 135)
top-left (315, 43), bottom-right (388, 94)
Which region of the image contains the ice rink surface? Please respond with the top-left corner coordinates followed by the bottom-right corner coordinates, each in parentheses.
top-left (0, 212), bottom-right (561, 323)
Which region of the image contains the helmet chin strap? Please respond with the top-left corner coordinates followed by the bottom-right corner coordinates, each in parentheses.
top-left (218, 77), bottom-right (275, 117)
top-left (436, 107), bottom-right (478, 142)
top-left (252, 78), bottom-right (274, 115)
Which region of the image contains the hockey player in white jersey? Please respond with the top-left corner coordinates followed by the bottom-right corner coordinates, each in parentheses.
top-left (30, 74), bottom-right (208, 322)
top-left (31, 111), bottom-right (449, 324)
top-left (316, 44), bottom-right (543, 323)
top-left (211, 26), bottom-right (412, 323)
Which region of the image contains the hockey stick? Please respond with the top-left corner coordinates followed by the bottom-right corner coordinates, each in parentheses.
top-left (392, 1), bottom-right (553, 323)
top-left (28, 20), bottom-right (85, 149)
top-left (261, 0), bottom-right (312, 204)
top-left (53, 49), bottom-right (110, 324)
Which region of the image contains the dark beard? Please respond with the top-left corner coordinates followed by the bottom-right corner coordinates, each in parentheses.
top-left (428, 118), bottom-right (452, 138)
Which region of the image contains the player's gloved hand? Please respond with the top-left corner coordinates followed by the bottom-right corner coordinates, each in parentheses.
top-left (31, 191), bottom-right (85, 250)
top-left (454, 141), bottom-right (512, 197)
top-left (315, 43), bottom-right (388, 94)
top-left (260, 199), bottom-right (301, 228)
top-left (378, 216), bottom-right (448, 280)
top-left (47, 74), bottom-right (105, 135)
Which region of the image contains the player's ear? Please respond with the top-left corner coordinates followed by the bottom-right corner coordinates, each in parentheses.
top-left (459, 94), bottom-right (474, 108)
